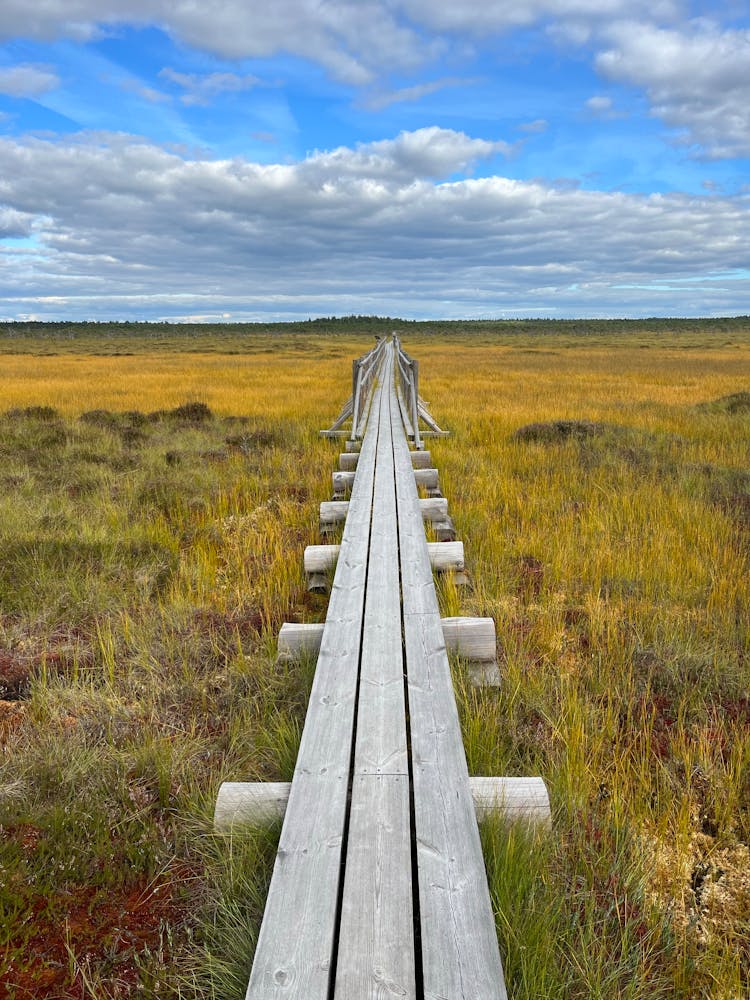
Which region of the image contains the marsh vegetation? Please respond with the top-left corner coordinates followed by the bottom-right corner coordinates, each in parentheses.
top-left (0, 326), bottom-right (748, 998)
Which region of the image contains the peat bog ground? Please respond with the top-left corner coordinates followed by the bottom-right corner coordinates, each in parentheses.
top-left (0, 321), bottom-right (748, 998)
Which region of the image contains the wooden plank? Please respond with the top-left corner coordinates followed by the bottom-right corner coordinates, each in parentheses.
top-left (389, 373), bottom-right (508, 1000)
top-left (334, 775), bottom-right (415, 998)
top-left (335, 347), bottom-right (415, 998)
top-left (304, 541), bottom-right (462, 576)
top-left (245, 359), bottom-right (385, 1000)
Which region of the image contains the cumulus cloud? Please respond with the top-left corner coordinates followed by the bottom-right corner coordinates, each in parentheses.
top-left (0, 129), bottom-right (748, 320)
top-left (159, 68), bottom-right (261, 106)
top-left (0, 63), bottom-right (60, 97)
top-left (2, 1), bottom-right (745, 165)
top-left (597, 20), bottom-right (750, 157)
top-left (304, 128), bottom-right (511, 181)
top-left (0, 1), bottom-right (430, 85)
top-left (0, 0), bottom-right (679, 85)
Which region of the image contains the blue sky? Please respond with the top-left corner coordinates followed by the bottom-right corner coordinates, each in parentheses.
top-left (0, 2), bottom-right (749, 321)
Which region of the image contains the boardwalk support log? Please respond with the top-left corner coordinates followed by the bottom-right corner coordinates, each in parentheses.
top-left (320, 497), bottom-right (450, 534)
top-left (215, 776), bottom-right (551, 832)
top-left (278, 615), bottom-right (500, 687)
top-left (305, 541), bottom-right (466, 591)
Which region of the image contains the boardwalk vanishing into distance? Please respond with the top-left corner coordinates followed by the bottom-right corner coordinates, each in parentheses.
top-left (215, 336), bottom-right (550, 999)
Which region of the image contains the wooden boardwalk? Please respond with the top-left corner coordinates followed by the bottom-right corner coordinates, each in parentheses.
top-left (216, 337), bottom-right (550, 999)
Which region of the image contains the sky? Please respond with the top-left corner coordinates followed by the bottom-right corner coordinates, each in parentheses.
top-left (0, 2), bottom-right (749, 322)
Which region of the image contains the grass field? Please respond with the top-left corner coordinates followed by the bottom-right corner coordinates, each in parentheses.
top-left (0, 324), bottom-right (748, 998)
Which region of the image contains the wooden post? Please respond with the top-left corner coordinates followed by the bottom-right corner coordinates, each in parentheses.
top-left (277, 622), bottom-right (326, 662)
top-left (441, 617), bottom-right (496, 661)
top-left (339, 453), bottom-right (358, 471)
top-left (426, 540), bottom-right (464, 573)
top-left (351, 358), bottom-right (362, 437)
top-left (319, 500), bottom-right (350, 535)
top-left (410, 359), bottom-right (421, 451)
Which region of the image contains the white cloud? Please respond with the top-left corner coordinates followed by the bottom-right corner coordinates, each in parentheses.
top-left (396, 0), bottom-right (679, 34)
top-left (585, 94), bottom-right (627, 119)
top-left (159, 68), bottom-right (261, 106)
top-left (519, 118), bottom-right (548, 133)
top-left (0, 63), bottom-right (60, 97)
top-left (365, 77), bottom-right (474, 111)
top-left (0, 1), bottom-right (430, 85)
top-left (597, 20), bottom-right (750, 157)
top-left (0, 129), bottom-right (748, 320)
top-left (304, 128), bottom-right (511, 181)
top-left (0, 206), bottom-right (34, 237)
top-left (0, 0), bottom-right (678, 86)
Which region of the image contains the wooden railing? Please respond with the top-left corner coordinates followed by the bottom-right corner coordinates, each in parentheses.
top-left (320, 336), bottom-right (387, 440)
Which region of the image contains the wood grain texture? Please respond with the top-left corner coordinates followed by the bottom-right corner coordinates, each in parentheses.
top-left (390, 372), bottom-right (508, 1000)
top-left (245, 357), bottom-right (383, 1000)
top-left (410, 450), bottom-right (432, 468)
top-left (335, 775), bottom-right (415, 999)
top-left (335, 346), bottom-right (416, 998)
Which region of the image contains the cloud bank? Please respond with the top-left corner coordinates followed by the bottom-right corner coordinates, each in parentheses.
top-left (1, 128), bottom-right (747, 320)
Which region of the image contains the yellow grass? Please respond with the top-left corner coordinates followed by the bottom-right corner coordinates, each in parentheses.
top-left (1, 329), bottom-right (748, 998)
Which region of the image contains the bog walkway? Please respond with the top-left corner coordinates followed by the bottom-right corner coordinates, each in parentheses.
top-left (215, 337), bottom-right (550, 1000)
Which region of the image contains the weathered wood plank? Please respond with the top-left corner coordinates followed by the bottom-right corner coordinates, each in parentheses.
top-left (245, 358), bottom-right (384, 1000)
top-left (389, 372), bottom-right (508, 1000)
top-left (336, 348), bottom-right (415, 995)
top-left (334, 775), bottom-right (415, 998)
